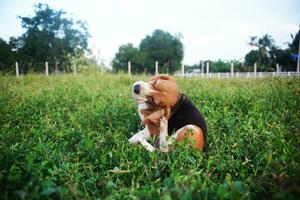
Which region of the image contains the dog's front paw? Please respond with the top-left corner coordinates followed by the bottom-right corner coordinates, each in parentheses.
top-left (160, 117), bottom-right (168, 133)
top-left (128, 134), bottom-right (140, 144)
top-left (159, 145), bottom-right (169, 153)
top-left (159, 117), bottom-right (169, 151)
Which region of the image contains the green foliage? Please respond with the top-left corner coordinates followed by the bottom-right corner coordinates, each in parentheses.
top-left (209, 59), bottom-right (231, 72)
top-left (112, 43), bottom-right (146, 73)
top-left (140, 30), bottom-right (184, 74)
top-left (288, 26), bottom-right (300, 53)
top-left (0, 74), bottom-right (300, 199)
top-left (217, 174), bottom-right (246, 199)
top-left (247, 34), bottom-right (275, 71)
top-left (0, 38), bottom-right (15, 72)
top-left (72, 56), bottom-right (101, 73)
top-left (245, 28), bottom-right (300, 71)
top-left (270, 47), bottom-right (295, 71)
top-left (112, 30), bottom-right (183, 74)
top-left (187, 60), bottom-right (247, 73)
top-left (4, 3), bottom-right (89, 73)
top-left (244, 50), bottom-right (259, 67)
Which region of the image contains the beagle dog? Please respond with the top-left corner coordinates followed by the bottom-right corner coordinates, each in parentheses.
top-left (129, 75), bottom-right (207, 152)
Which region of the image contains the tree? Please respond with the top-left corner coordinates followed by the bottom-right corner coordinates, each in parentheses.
top-left (209, 59), bottom-right (231, 72)
top-left (248, 34), bottom-right (275, 70)
top-left (139, 29), bottom-right (183, 74)
top-left (112, 30), bottom-right (184, 74)
top-left (288, 26), bottom-right (300, 53)
top-left (72, 55), bottom-right (100, 72)
top-left (269, 47), bottom-right (294, 71)
top-left (112, 43), bottom-right (145, 73)
top-left (0, 38), bottom-right (15, 72)
top-left (244, 50), bottom-right (259, 67)
top-left (287, 26), bottom-right (300, 71)
top-left (12, 3), bottom-right (89, 72)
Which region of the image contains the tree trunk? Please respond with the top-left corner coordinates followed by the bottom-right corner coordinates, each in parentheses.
top-left (257, 48), bottom-right (262, 69)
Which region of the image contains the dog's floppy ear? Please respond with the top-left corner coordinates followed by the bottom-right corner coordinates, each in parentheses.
top-left (164, 106), bottom-right (171, 118)
top-left (141, 109), bottom-right (164, 126)
top-left (148, 90), bottom-right (166, 105)
top-left (140, 109), bottom-right (152, 116)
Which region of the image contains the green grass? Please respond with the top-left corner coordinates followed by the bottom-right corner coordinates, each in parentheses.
top-left (0, 73), bottom-right (300, 199)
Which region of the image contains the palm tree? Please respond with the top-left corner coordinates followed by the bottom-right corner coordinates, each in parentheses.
top-left (287, 26), bottom-right (300, 53)
top-left (248, 34), bottom-right (275, 68)
top-left (286, 26), bottom-right (300, 72)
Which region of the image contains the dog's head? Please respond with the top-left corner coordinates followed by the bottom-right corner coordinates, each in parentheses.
top-left (148, 75), bottom-right (180, 108)
top-left (132, 74), bottom-right (179, 108)
top-left (132, 75), bottom-right (180, 131)
top-left (132, 75), bottom-right (180, 135)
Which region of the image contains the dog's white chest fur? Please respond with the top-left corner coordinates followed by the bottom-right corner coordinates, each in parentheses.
top-left (138, 103), bottom-right (148, 120)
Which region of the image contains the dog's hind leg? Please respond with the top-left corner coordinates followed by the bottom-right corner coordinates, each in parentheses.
top-left (171, 125), bottom-right (205, 150)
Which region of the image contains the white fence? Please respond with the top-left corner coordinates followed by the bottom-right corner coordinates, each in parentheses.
top-left (177, 71), bottom-right (300, 78)
top-left (127, 61), bottom-right (300, 78)
top-left (13, 61), bottom-right (77, 77)
top-left (11, 60), bottom-right (300, 78)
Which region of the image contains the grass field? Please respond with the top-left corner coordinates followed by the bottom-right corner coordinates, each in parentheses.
top-left (0, 73), bottom-right (300, 199)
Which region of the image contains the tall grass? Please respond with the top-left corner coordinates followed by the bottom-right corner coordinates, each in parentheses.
top-left (0, 73), bottom-right (299, 199)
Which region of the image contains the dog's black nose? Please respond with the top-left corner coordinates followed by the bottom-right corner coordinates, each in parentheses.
top-left (133, 84), bottom-right (141, 94)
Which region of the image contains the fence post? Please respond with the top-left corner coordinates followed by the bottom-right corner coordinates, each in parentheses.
top-left (100, 65), bottom-right (103, 74)
top-left (276, 63), bottom-right (280, 75)
top-left (254, 63), bottom-right (257, 77)
top-left (181, 63), bottom-right (184, 77)
top-left (206, 62), bottom-right (209, 78)
top-left (201, 62), bottom-right (204, 77)
top-left (247, 72), bottom-right (249, 78)
top-left (272, 72), bottom-right (275, 77)
top-left (128, 61), bottom-right (131, 76)
top-left (15, 62), bottom-right (19, 77)
top-left (288, 71), bottom-right (291, 77)
top-left (231, 63), bottom-right (234, 77)
top-left (217, 73), bottom-right (220, 78)
top-left (155, 61), bottom-right (158, 75)
top-left (45, 61), bottom-right (49, 76)
top-left (74, 63), bottom-right (77, 76)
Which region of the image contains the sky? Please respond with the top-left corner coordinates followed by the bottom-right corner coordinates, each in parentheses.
top-left (0, 0), bottom-right (299, 66)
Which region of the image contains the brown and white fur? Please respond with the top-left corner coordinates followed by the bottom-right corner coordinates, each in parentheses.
top-left (128, 75), bottom-right (205, 152)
